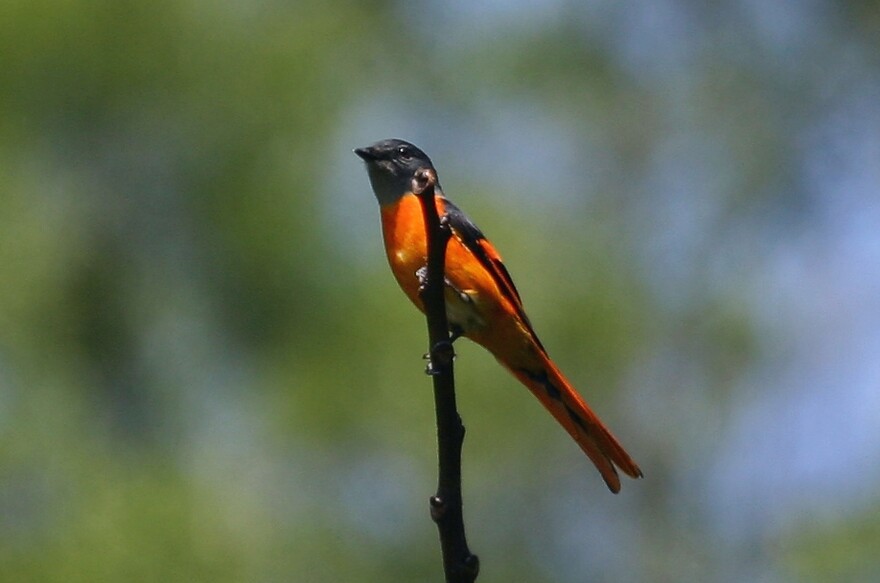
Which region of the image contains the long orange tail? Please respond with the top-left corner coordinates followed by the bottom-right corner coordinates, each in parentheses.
top-left (507, 354), bottom-right (642, 493)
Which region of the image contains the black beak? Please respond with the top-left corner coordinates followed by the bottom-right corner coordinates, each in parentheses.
top-left (354, 146), bottom-right (378, 161)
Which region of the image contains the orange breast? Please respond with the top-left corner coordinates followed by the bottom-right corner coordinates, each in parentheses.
top-left (379, 193), bottom-right (534, 362)
top-left (380, 193), bottom-right (431, 302)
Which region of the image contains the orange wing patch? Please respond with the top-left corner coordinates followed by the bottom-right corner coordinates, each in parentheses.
top-left (440, 196), bottom-right (545, 354)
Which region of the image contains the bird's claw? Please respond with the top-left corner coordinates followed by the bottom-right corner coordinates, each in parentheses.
top-left (424, 340), bottom-right (456, 375)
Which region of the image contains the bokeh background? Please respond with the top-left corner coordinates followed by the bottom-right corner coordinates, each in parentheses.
top-left (2, 1), bottom-right (879, 581)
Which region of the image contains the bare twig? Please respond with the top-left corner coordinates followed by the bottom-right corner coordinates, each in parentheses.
top-left (412, 168), bottom-right (479, 583)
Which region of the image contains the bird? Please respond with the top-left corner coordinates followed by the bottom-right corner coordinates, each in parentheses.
top-left (354, 138), bottom-right (642, 492)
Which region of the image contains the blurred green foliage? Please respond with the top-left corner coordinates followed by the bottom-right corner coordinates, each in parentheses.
top-left (1, 1), bottom-right (879, 582)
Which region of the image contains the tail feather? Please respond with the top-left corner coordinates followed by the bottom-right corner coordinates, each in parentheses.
top-left (509, 356), bottom-right (642, 493)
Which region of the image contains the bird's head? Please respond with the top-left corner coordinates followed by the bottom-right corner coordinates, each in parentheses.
top-left (355, 139), bottom-right (437, 204)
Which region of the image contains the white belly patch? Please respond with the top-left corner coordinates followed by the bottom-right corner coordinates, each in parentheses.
top-left (414, 266), bottom-right (486, 333)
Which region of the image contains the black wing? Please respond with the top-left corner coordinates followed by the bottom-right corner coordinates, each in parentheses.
top-left (441, 196), bottom-right (545, 353)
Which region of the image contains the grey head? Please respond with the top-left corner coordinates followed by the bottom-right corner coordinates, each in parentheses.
top-left (354, 139), bottom-right (438, 205)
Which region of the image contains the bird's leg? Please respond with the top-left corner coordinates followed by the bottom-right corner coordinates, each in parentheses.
top-left (417, 265), bottom-right (464, 374)
top-left (424, 338), bottom-right (455, 376)
top-left (416, 265), bottom-right (429, 293)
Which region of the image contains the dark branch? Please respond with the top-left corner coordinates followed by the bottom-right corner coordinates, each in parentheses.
top-left (412, 168), bottom-right (480, 583)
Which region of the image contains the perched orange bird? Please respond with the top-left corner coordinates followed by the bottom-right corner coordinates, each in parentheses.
top-left (355, 139), bottom-right (642, 492)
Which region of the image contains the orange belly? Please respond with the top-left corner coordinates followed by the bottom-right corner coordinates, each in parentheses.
top-left (379, 193), bottom-right (539, 367)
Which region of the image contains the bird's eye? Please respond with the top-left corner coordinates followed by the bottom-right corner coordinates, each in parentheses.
top-left (397, 146), bottom-right (412, 160)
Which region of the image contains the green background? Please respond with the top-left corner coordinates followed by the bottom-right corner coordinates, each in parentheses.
top-left (2, 1), bottom-right (879, 581)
